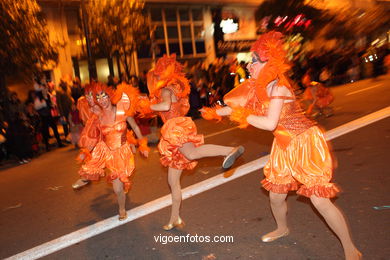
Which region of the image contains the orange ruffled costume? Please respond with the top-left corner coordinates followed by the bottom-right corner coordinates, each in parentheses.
top-left (148, 54), bottom-right (204, 170)
top-left (78, 83), bottom-right (139, 192)
top-left (224, 31), bottom-right (339, 198)
top-left (303, 81), bottom-right (334, 109)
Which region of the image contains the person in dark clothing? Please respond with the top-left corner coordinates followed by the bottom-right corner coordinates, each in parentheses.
top-left (6, 114), bottom-right (33, 164)
top-left (188, 81), bottom-right (202, 119)
top-left (33, 88), bottom-right (64, 150)
top-left (56, 80), bottom-right (73, 140)
top-left (71, 77), bottom-right (84, 102)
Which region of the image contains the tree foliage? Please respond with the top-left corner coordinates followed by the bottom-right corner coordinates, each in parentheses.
top-left (86, 0), bottom-right (150, 77)
top-left (0, 0), bottom-right (58, 77)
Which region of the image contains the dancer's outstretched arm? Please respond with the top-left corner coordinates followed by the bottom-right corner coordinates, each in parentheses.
top-left (216, 106), bottom-right (232, 116)
top-left (150, 89), bottom-right (172, 112)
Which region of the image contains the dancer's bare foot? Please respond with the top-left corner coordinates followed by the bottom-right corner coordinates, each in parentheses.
top-left (261, 228), bottom-right (289, 242)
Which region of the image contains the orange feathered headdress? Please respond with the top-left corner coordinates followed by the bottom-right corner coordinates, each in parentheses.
top-left (111, 83), bottom-right (140, 116)
top-left (147, 54), bottom-right (190, 99)
top-left (91, 82), bottom-right (115, 102)
top-left (250, 31), bottom-right (292, 99)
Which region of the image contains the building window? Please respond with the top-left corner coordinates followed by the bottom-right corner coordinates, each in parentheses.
top-left (146, 6), bottom-right (206, 59)
top-left (167, 26), bottom-right (179, 39)
top-left (181, 26), bottom-right (191, 39)
top-left (179, 9), bottom-right (189, 21)
top-left (154, 26), bottom-right (165, 39)
top-left (182, 42), bottom-right (193, 55)
top-left (150, 8), bottom-right (162, 21)
top-left (192, 8), bottom-right (203, 21)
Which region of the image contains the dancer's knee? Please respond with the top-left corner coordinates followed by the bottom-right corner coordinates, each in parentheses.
top-left (269, 192), bottom-right (287, 206)
top-left (310, 195), bottom-right (331, 212)
top-left (112, 179), bottom-right (124, 195)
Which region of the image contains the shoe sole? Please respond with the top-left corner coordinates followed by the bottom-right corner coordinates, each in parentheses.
top-left (222, 146), bottom-right (245, 169)
top-left (72, 180), bottom-right (90, 190)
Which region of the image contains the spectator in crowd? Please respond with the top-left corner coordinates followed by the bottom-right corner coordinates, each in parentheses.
top-left (33, 85), bottom-right (64, 150)
top-left (71, 77), bottom-right (84, 102)
top-left (56, 80), bottom-right (73, 141)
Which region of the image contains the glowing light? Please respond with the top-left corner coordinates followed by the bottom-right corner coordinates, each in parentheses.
top-left (220, 19), bottom-right (238, 34)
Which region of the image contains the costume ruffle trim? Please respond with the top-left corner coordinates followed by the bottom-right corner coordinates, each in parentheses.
top-left (297, 183), bottom-right (340, 198)
top-left (261, 179), bottom-right (299, 193)
top-left (108, 173), bottom-right (132, 193)
top-left (79, 168), bottom-right (105, 181)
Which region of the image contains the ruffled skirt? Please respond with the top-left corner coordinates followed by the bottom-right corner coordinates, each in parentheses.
top-left (79, 141), bottom-right (135, 192)
top-left (262, 126), bottom-right (339, 198)
top-left (158, 117), bottom-right (204, 170)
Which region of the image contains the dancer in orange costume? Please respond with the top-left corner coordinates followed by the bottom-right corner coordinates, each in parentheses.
top-left (301, 72), bottom-right (334, 117)
top-left (204, 32), bottom-right (360, 260)
top-left (72, 84), bottom-right (101, 189)
top-left (145, 54), bottom-right (244, 230)
top-left (78, 82), bottom-right (149, 220)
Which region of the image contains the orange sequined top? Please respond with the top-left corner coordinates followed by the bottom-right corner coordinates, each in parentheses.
top-left (224, 79), bottom-right (315, 149)
top-left (100, 121), bottom-right (127, 150)
top-left (151, 82), bottom-right (190, 123)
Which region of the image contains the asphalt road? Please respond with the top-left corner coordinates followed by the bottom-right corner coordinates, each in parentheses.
top-left (0, 76), bottom-right (389, 259)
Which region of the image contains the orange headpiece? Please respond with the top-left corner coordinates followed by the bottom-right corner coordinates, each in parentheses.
top-left (147, 54), bottom-right (190, 99)
top-left (250, 31), bottom-right (292, 98)
top-left (91, 82), bottom-right (115, 103)
top-left (153, 53), bottom-right (184, 80)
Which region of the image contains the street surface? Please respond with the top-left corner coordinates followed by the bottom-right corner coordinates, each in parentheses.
top-left (0, 76), bottom-right (389, 259)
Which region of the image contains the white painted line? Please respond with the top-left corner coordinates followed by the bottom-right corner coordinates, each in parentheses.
top-left (6, 106), bottom-right (390, 260)
top-left (325, 106), bottom-right (390, 140)
top-left (346, 84), bottom-right (382, 96)
top-left (204, 126), bottom-right (238, 139)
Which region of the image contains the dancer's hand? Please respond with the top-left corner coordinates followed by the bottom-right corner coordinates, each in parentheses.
top-left (140, 149), bottom-right (149, 158)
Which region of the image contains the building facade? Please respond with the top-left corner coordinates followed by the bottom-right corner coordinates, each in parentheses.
top-left (37, 0), bottom-right (388, 84)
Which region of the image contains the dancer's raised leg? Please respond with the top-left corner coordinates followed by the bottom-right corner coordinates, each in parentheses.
top-left (179, 142), bottom-right (244, 168)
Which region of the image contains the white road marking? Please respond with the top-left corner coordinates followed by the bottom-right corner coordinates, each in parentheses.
top-left (204, 126), bottom-right (239, 139)
top-left (346, 84), bottom-right (383, 96)
top-left (5, 106), bottom-right (390, 260)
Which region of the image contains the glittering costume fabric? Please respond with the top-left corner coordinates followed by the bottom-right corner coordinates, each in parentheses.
top-left (148, 54), bottom-right (204, 170)
top-left (78, 86), bottom-right (138, 192)
top-left (224, 31), bottom-right (339, 198)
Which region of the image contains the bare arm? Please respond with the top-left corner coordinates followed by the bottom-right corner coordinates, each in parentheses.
top-left (216, 106), bottom-right (232, 116)
top-left (126, 116), bottom-right (144, 140)
top-left (150, 88), bottom-right (172, 112)
top-left (246, 86), bottom-right (291, 131)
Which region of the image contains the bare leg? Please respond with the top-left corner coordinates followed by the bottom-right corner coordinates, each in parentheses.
top-left (112, 178), bottom-right (126, 219)
top-left (262, 191), bottom-right (289, 240)
top-left (179, 142), bottom-right (233, 160)
top-left (310, 196), bottom-right (361, 260)
top-left (167, 167), bottom-right (183, 224)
